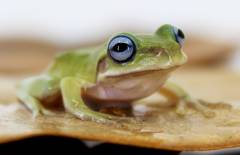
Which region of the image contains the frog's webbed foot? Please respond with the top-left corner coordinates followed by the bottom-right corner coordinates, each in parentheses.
top-left (74, 108), bottom-right (118, 124)
top-left (160, 81), bottom-right (215, 118)
top-left (175, 97), bottom-right (215, 118)
top-left (78, 109), bottom-right (140, 129)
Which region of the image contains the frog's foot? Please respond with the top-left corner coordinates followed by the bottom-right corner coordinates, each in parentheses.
top-left (189, 99), bottom-right (216, 118)
top-left (32, 104), bottom-right (55, 117)
top-left (68, 107), bottom-right (139, 129)
top-left (175, 98), bottom-right (215, 118)
top-left (175, 99), bottom-right (188, 116)
top-left (17, 92), bottom-right (55, 118)
top-left (159, 82), bottom-right (215, 118)
top-left (72, 108), bottom-right (116, 124)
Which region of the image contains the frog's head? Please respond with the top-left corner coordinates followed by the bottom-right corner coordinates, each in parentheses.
top-left (99, 24), bottom-right (187, 78)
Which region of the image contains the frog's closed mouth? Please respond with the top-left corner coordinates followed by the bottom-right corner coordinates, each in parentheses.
top-left (17, 24), bottom-right (215, 124)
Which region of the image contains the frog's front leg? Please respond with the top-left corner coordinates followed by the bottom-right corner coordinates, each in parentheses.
top-left (17, 76), bottom-right (58, 117)
top-left (60, 77), bottom-right (119, 123)
top-left (159, 81), bottom-right (215, 118)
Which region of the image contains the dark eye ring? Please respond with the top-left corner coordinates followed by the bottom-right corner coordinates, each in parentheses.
top-left (107, 35), bottom-right (136, 63)
top-left (173, 27), bottom-right (185, 47)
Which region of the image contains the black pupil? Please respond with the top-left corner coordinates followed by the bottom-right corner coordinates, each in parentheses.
top-left (112, 43), bottom-right (128, 52)
top-left (177, 29), bottom-right (185, 39)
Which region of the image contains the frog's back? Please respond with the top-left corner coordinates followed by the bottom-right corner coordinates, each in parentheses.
top-left (47, 47), bottom-right (106, 83)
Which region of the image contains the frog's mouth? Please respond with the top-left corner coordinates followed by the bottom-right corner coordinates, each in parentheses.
top-left (97, 57), bottom-right (179, 80)
top-left (105, 67), bottom-right (177, 78)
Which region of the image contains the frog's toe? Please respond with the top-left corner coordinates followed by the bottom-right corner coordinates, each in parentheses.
top-left (74, 110), bottom-right (115, 124)
top-left (175, 100), bottom-right (188, 116)
top-left (201, 110), bottom-right (215, 118)
top-left (78, 111), bottom-right (139, 128)
top-left (188, 99), bottom-right (216, 118)
top-left (32, 109), bottom-right (41, 118)
top-left (32, 105), bottom-right (55, 118)
top-left (41, 108), bottom-right (55, 116)
top-left (174, 98), bottom-right (216, 118)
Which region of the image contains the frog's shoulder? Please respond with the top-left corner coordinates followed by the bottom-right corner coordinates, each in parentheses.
top-left (47, 46), bottom-right (106, 83)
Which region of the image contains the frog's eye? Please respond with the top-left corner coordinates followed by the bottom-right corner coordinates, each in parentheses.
top-left (108, 35), bottom-right (136, 63)
top-left (173, 27), bottom-right (185, 47)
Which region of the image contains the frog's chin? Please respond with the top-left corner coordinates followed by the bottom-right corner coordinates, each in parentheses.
top-left (85, 67), bottom-right (177, 102)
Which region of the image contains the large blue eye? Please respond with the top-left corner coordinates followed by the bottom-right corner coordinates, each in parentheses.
top-left (108, 35), bottom-right (136, 63)
top-left (173, 27), bottom-right (185, 47)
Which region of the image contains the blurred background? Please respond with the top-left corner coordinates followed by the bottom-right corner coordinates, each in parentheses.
top-left (1, 0), bottom-right (240, 154)
top-left (0, 0), bottom-right (239, 73)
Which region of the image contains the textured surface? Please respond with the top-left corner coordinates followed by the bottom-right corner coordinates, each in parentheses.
top-left (1, 69), bottom-right (240, 151)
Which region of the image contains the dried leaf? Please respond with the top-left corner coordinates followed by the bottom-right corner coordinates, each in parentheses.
top-left (1, 69), bottom-right (240, 151)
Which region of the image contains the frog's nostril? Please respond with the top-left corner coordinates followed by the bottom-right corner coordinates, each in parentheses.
top-left (149, 48), bottom-right (163, 56)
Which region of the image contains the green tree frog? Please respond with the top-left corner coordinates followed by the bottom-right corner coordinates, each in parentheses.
top-left (17, 24), bottom-right (213, 123)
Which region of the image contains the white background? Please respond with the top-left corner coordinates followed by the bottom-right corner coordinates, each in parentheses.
top-left (0, 0), bottom-right (239, 46)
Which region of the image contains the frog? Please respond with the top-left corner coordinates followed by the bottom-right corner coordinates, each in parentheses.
top-left (17, 24), bottom-right (214, 123)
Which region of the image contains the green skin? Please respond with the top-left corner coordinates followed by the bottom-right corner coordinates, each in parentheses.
top-left (17, 24), bottom-right (213, 123)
